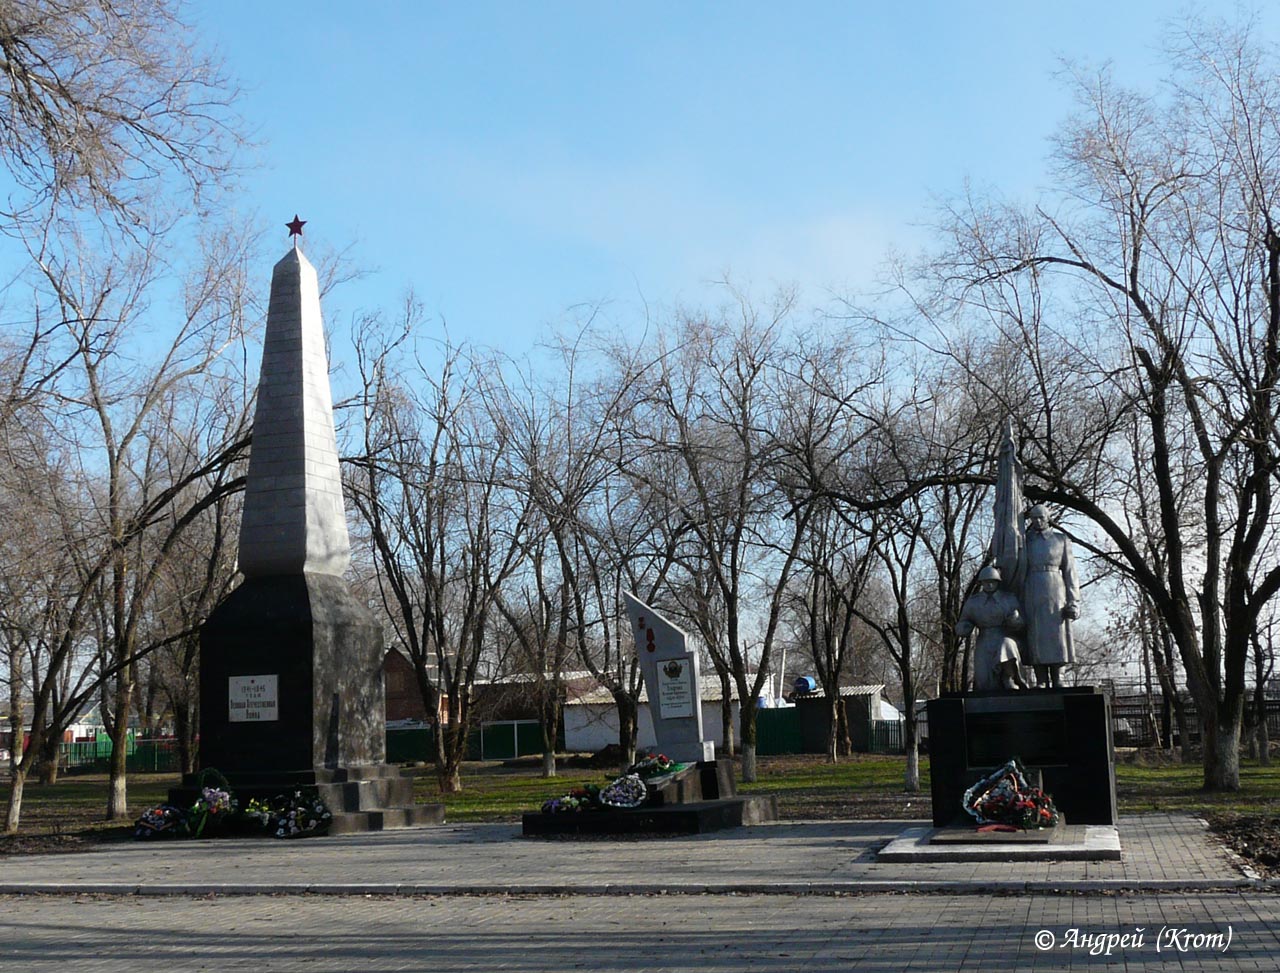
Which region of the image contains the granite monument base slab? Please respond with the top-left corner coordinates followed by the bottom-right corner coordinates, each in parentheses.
top-left (170, 765), bottom-right (446, 834)
top-left (878, 824), bottom-right (1121, 862)
top-left (522, 796), bottom-right (778, 836)
top-left (521, 759), bottom-right (777, 836)
top-left (185, 573), bottom-right (443, 833)
top-left (927, 687), bottom-right (1117, 827)
top-left (928, 818), bottom-right (1068, 844)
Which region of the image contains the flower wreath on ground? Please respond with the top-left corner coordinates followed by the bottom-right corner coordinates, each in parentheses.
top-left (262, 789), bottom-right (334, 838)
top-left (625, 752), bottom-right (688, 780)
top-left (539, 751), bottom-right (691, 813)
top-left (962, 757), bottom-right (1060, 830)
top-left (134, 773), bottom-right (332, 840)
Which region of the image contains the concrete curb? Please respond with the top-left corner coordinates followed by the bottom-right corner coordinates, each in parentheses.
top-left (2, 878), bottom-right (1276, 897)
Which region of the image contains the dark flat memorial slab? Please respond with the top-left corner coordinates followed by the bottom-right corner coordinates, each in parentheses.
top-left (522, 795), bottom-right (777, 837)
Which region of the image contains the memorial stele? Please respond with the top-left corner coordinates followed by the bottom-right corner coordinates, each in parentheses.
top-left (623, 593), bottom-right (716, 763)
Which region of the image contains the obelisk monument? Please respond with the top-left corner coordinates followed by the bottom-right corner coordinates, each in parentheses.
top-left (190, 220), bottom-right (441, 829)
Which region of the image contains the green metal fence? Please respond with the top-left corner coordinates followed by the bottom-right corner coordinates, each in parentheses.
top-left (385, 726), bottom-right (483, 763)
top-left (479, 720), bottom-right (557, 760)
top-left (59, 737), bottom-right (182, 773)
top-left (387, 722), bottom-right (557, 763)
top-left (755, 707), bottom-right (802, 755)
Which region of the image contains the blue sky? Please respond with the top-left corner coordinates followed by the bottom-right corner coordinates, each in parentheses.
top-left (192, 2), bottom-right (1273, 357)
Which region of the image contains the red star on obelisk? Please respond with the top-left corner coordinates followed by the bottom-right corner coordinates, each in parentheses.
top-left (286, 214), bottom-right (306, 244)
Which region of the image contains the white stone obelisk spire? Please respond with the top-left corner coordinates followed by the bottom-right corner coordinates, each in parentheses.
top-left (238, 245), bottom-right (351, 577)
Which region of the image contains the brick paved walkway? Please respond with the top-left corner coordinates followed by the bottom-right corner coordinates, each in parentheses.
top-left (0, 814), bottom-right (1274, 971)
top-left (1, 890), bottom-right (1277, 971)
top-left (0, 814), bottom-right (1254, 894)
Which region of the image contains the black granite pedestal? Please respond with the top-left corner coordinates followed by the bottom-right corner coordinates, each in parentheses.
top-left (172, 573), bottom-right (443, 833)
top-left (927, 687), bottom-right (1117, 827)
top-left (521, 760), bottom-right (778, 836)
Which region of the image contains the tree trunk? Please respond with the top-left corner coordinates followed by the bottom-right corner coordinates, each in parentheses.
top-left (437, 757), bottom-right (463, 793)
top-left (436, 714), bottom-right (466, 794)
top-left (825, 695), bottom-right (840, 764)
top-left (741, 742), bottom-right (757, 782)
top-left (173, 702), bottom-right (197, 775)
top-left (38, 734), bottom-right (60, 785)
top-left (1202, 715), bottom-right (1241, 791)
top-left (720, 695), bottom-right (735, 757)
top-left (437, 736), bottom-right (463, 793)
top-left (903, 717), bottom-right (920, 793)
top-left (740, 707), bottom-right (758, 783)
top-left (106, 718), bottom-right (130, 819)
top-left (105, 662), bottom-right (134, 820)
top-left (541, 698), bottom-right (559, 778)
top-left (7, 653), bottom-right (22, 777)
top-left (616, 696), bottom-right (638, 769)
top-left (4, 768), bottom-right (25, 834)
top-left (438, 763), bottom-right (462, 793)
top-left (1175, 698), bottom-right (1194, 764)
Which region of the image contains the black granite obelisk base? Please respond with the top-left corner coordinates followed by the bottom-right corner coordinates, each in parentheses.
top-left (199, 574), bottom-right (385, 780)
top-left (177, 575), bottom-right (442, 831)
top-left (927, 687), bottom-right (1117, 828)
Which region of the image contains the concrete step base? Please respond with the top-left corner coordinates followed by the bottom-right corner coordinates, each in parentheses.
top-left (315, 777), bottom-right (415, 812)
top-left (877, 824), bottom-right (1122, 862)
top-left (329, 804), bottom-right (447, 835)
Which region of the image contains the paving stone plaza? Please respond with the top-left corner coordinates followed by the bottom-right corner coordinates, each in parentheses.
top-left (2, 814), bottom-right (1278, 971)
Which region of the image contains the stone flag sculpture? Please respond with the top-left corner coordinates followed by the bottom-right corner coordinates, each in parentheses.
top-left (989, 416), bottom-right (1025, 596)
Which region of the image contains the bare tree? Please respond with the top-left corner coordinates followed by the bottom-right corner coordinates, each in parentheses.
top-left (915, 19), bottom-right (1280, 789)
top-left (789, 501), bottom-right (878, 762)
top-left (493, 523), bottom-right (570, 778)
top-left (347, 317), bottom-right (529, 793)
top-left (630, 296), bottom-right (811, 782)
top-left (138, 443), bottom-right (244, 774)
top-left (0, 0), bottom-right (243, 235)
top-left (483, 331), bottom-right (641, 777)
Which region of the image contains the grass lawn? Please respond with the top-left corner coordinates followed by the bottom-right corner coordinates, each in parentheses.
top-left (409, 762), bottom-right (580, 821)
top-left (0, 772), bottom-right (179, 836)
top-left (1115, 758), bottom-right (1280, 816)
top-left (3, 752), bottom-right (1280, 838)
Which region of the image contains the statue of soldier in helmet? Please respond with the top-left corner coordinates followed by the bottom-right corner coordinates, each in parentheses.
top-left (956, 565), bottom-right (1027, 691)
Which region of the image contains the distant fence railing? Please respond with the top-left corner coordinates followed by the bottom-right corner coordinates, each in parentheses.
top-left (59, 738), bottom-right (182, 773)
top-left (1109, 694), bottom-right (1280, 748)
top-left (867, 719), bottom-right (904, 754)
top-left (385, 722), bottom-right (561, 763)
top-left (756, 708), bottom-right (905, 756)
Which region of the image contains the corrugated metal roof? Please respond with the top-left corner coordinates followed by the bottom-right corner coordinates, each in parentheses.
top-left (792, 684), bottom-right (885, 700)
top-left (567, 675), bottom-right (743, 707)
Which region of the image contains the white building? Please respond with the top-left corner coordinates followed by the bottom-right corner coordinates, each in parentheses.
top-left (563, 677), bottom-right (743, 753)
